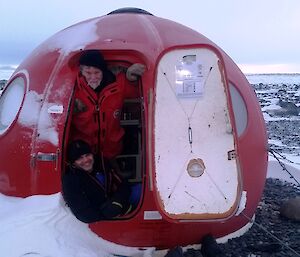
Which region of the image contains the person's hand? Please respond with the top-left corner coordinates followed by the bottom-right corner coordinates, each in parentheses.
top-left (126, 63), bottom-right (146, 81)
top-left (100, 201), bottom-right (123, 218)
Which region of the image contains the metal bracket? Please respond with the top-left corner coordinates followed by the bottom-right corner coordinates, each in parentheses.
top-left (228, 150), bottom-right (236, 160)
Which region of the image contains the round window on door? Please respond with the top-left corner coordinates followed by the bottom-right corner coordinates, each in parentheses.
top-left (0, 76), bottom-right (26, 135)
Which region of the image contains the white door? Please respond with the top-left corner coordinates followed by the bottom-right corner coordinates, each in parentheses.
top-left (154, 48), bottom-right (241, 220)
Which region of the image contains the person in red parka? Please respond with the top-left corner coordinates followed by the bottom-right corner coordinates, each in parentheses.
top-left (70, 50), bottom-right (145, 160)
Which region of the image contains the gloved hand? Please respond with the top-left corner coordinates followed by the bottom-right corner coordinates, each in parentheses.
top-left (100, 200), bottom-right (123, 218)
top-left (126, 63), bottom-right (146, 81)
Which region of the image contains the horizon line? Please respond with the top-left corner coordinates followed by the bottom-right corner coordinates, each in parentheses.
top-left (245, 72), bottom-right (300, 75)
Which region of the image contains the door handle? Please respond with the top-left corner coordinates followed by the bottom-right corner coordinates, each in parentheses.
top-left (31, 149), bottom-right (60, 170)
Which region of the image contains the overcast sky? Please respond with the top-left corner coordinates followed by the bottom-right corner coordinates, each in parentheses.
top-left (1, 0), bottom-right (300, 73)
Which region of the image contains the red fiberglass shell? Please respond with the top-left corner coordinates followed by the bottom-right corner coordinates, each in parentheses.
top-left (0, 9), bottom-right (268, 249)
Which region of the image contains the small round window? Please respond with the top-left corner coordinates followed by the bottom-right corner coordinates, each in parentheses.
top-left (0, 76), bottom-right (25, 135)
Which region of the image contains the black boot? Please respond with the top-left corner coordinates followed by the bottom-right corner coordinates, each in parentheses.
top-left (165, 246), bottom-right (183, 257)
top-left (200, 234), bottom-right (223, 257)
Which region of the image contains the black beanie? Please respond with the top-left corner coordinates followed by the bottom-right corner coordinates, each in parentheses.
top-left (68, 140), bottom-right (92, 163)
top-left (79, 50), bottom-right (107, 71)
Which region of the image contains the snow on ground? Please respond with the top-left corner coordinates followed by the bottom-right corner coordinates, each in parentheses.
top-left (0, 193), bottom-right (154, 257)
top-left (267, 157), bottom-right (300, 184)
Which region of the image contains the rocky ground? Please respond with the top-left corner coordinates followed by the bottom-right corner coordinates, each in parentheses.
top-left (218, 81), bottom-right (300, 257)
top-left (267, 120), bottom-right (300, 155)
top-left (218, 178), bottom-right (300, 257)
top-left (253, 81), bottom-right (300, 156)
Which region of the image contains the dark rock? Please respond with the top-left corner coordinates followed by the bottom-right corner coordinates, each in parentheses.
top-left (273, 99), bottom-right (299, 116)
top-left (278, 89), bottom-right (286, 94)
top-left (280, 197), bottom-right (300, 221)
top-left (277, 99), bottom-right (299, 116)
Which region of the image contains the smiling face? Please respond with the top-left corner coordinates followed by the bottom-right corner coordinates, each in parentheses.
top-left (81, 65), bottom-right (103, 90)
top-left (73, 153), bottom-right (94, 173)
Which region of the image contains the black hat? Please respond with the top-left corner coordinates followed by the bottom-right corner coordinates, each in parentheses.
top-left (68, 140), bottom-right (92, 163)
top-left (79, 50), bottom-right (107, 71)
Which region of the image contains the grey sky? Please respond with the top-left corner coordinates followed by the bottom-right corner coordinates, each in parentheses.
top-left (1, 0), bottom-right (300, 73)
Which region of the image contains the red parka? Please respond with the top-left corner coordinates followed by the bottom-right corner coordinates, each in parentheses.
top-left (70, 73), bottom-right (127, 159)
